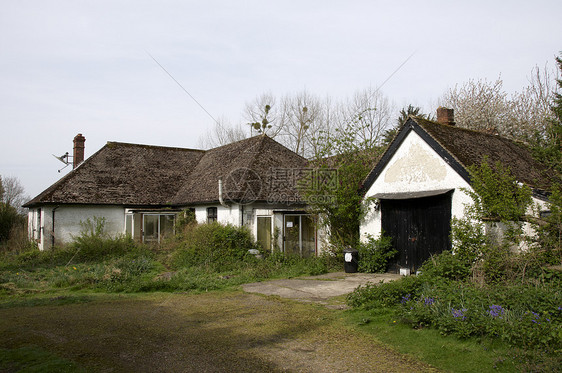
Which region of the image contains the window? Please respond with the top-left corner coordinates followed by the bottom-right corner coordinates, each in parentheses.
top-left (207, 207), bottom-right (218, 223)
top-left (35, 208), bottom-right (42, 243)
top-left (125, 214), bottom-right (133, 237)
top-left (141, 213), bottom-right (176, 243)
top-left (284, 214), bottom-right (316, 257)
top-left (256, 216), bottom-right (272, 251)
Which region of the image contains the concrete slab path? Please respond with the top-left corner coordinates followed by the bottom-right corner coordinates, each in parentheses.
top-left (242, 272), bottom-right (400, 308)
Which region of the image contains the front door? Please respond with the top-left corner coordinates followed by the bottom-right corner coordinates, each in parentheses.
top-left (283, 214), bottom-right (316, 257)
top-left (381, 192), bottom-right (452, 273)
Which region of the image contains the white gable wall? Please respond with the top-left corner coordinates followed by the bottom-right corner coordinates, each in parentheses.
top-left (361, 130), bottom-right (473, 241)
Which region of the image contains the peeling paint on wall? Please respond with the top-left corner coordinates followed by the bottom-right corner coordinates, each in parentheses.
top-left (384, 143), bottom-right (447, 184)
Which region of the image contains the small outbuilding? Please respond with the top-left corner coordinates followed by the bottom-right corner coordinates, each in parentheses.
top-left (360, 108), bottom-right (556, 274)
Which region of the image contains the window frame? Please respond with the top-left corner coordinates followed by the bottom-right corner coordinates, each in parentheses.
top-left (207, 207), bottom-right (218, 224)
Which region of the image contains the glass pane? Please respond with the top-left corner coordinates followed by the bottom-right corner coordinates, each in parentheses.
top-left (257, 217), bottom-right (272, 251)
top-left (284, 216), bottom-right (301, 256)
top-left (160, 215), bottom-right (175, 240)
top-left (143, 215), bottom-right (159, 243)
top-left (125, 214), bottom-right (133, 236)
top-left (133, 213), bottom-right (142, 241)
top-left (301, 215), bottom-right (316, 258)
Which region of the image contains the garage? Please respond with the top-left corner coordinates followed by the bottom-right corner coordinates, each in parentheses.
top-left (380, 190), bottom-right (452, 273)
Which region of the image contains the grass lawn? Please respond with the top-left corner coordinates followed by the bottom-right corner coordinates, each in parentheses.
top-left (344, 308), bottom-right (522, 372)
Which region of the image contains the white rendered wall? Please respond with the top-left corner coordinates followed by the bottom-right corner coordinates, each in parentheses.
top-left (194, 204), bottom-right (242, 226)
top-left (37, 205), bottom-right (125, 250)
top-left (361, 130), bottom-right (474, 241)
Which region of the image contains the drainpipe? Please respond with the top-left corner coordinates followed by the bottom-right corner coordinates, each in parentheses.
top-left (51, 206), bottom-right (60, 249)
top-left (218, 178), bottom-right (228, 208)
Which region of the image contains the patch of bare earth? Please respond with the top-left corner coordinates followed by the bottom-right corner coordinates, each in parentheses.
top-left (0, 292), bottom-right (437, 372)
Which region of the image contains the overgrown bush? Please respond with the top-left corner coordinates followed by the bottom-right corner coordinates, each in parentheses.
top-left (69, 217), bottom-right (137, 262)
top-left (0, 203), bottom-right (25, 246)
top-left (535, 185), bottom-right (562, 265)
top-left (346, 275), bottom-right (423, 309)
top-left (357, 234), bottom-right (396, 273)
top-left (170, 222), bottom-right (262, 270)
top-left (419, 251), bottom-right (472, 282)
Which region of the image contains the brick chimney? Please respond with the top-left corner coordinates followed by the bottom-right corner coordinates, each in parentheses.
top-left (73, 133), bottom-right (85, 168)
top-left (436, 107), bottom-right (455, 126)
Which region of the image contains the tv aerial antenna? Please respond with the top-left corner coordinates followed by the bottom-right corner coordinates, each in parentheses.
top-left (52, 152), bottom-right (73, 173)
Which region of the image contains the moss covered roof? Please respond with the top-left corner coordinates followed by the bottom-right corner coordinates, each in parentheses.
top-left (24, 135), bottom-right (308, 207)
top-left (362, 116), bottom-right (559, 195)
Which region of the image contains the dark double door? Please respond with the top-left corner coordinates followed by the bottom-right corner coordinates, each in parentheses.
top-left (381, 192), bottom-right (452, 273)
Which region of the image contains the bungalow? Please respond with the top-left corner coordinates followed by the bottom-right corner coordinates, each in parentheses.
top-left (360, 108), bottom-right (557, 274)
top-left (24, 134), bottom-right (322, 256)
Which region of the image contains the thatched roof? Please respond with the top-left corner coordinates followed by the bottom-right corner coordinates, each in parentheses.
top-left (362, 116), bottom-right (559, 196)
top-left (24, 143), bottom-right (204, 207)
top-left (172, 135), bottom-right (308, 204)
top-left (24, 135), bottom-right (308, 207)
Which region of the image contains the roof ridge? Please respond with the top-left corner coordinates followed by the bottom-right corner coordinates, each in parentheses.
top-left (205, 134), bottom-right (264, 152)
top-left (106, 141), bottom-right (205, 153)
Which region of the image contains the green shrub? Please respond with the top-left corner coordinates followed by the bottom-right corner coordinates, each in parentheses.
top-left (69, 217), bottom-right (137, 262)
top-left (346, 275), bottom-right (423, 309)
top-left (171, 222), bottom-right (262, 270)
top-left (357, 234), bottom-right (396, 273)
top-left (360, 277), bottom-right (562, 353)
top-left (450, 216), bottom-right (487, 265)
top-left (419, 251), bottom-right (472, 282)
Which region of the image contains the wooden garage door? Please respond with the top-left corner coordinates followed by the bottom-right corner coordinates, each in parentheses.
top-left (381, 192), bottom-right (452, 273)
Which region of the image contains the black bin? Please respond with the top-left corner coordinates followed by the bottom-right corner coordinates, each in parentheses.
top-left (343, 247), bottom-right (359, 273)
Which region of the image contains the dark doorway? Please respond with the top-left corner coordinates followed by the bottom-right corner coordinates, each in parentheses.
top-left (381, 191), bottom-right (452, 273)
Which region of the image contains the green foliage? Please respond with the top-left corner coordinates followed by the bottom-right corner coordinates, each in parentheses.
top-left (420, 251), bottom-right (472, 282)
top-left (349, 273), bottom-right (562, 356)
top-left (0, 202), bottom-right (25, 245)
top-left (170, 222), bottom-right (262, 270)
top-left (536, 184), bottom-right (562, 264)
top-left (357, 234), bottom-right (396, 273)
top-left (302, 110), bottom-right (383, 249)
top-left (174, 208), bottom-right (196, 230)
top-left (396, 104), bottom-right (432, 126)
top-left (467, 158), bottom-right (532, 223)
top-left (450, 217), bottom-right (487, 265)
top-left (69, 217), bottom-right (138, 262)
top-left (346, 275), bottom-right (423, 309)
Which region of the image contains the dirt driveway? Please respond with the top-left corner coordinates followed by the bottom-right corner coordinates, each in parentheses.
top-left (0, 289), bottom-right (436, 372)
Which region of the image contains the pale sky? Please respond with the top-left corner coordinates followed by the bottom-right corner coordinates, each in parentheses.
top-left (1, 0), bottom-right (561, 200)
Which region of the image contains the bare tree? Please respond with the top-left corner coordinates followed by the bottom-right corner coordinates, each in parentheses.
top-left (198, 117), bottom-right (249, 148)
top-left (1, 176), bottom-right (27, 214)
top-left (276, 91), bottom-right (329, 158)
top-left (339, 87), bottom-right (394, 149)
top-left (200, 87), bottom-right (395, 158)
top-left (243, 92), bottom-right (283, 138)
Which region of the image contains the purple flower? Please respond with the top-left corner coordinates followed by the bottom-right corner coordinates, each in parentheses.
top-left (423, 297), bottom-right (435, 306)
top-left (529, 311), bottom-right (541, 325)
top-left (400, 294), bottom-right (411, 304)
top-left (488, 305), bottom-right (505, 318)
top-left (451, 308), bottom-right (467, 320)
